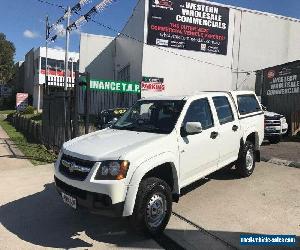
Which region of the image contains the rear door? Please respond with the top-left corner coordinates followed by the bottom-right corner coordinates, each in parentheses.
top-left (212, 95), bottom-right (241, 167)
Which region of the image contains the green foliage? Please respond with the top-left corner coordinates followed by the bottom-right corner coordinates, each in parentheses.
top-left (0, 119), bottom-right (56, 165)
top-left (22, 105), bottom-right (35, 115)
top-left (0, 33), bottom-right (16, 83)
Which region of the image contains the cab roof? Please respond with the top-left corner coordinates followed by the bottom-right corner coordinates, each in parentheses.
top-left (140, 90), bottom-right (255, 101)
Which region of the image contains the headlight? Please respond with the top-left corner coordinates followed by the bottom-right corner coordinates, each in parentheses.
top-left (95, 160), bottom-right (130, 180)
top-left (281, 117), bottom-right (286, 123)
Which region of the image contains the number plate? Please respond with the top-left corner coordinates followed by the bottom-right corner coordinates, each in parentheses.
top-left (266, 127), bottom-right (276, 132)
top-left (62, 192), bottom-right (77, 209)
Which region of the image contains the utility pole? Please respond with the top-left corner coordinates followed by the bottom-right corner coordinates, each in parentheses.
top-left (64, 6), bottom-right (71, 91)
top-left (45, 16), bottom-right (49, 96)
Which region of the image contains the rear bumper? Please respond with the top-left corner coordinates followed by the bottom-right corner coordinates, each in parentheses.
top-left (54, 176), bottom-right (124, 217)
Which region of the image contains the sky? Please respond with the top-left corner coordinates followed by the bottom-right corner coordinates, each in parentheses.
top-left (1, 0), bottom-right (300, 62)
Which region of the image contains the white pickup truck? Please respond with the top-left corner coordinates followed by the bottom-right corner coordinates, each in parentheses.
top-left (54, 91), bottom-right (264, 235)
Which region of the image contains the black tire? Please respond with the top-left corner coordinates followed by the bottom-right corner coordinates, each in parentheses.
top-left (268, 136), bottom-right (281, 144)
top-left (236, 141), bottom-right (255, 177)
top-left (129, 177), bottom-right (172, 236)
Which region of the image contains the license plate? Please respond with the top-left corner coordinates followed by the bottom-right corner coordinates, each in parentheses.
top-left (62, 192), bottom-right (77, 209)
top-left (266, 127), bottom-right (276, 132)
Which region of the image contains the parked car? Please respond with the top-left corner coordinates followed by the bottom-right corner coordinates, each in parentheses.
top-left (54, 91), bottom-right (264, 235)
top-left (97, 108), bottom-right (128, 129)
top-left (262, 105), bottom-right (288, 143)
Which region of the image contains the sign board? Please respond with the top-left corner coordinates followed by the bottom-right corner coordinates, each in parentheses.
top-left (16, 93), bottom-right (28, 112)
top-left (141, 76), bottom-right (165, 92)
top-left (147, 0), bottom-right (229, 55)
top-left (84, 79), bottom-right (140, 94)
top-left (259, 61), bottom-right (300, 135)
top-left (263, 64), bottom-right (300, 96)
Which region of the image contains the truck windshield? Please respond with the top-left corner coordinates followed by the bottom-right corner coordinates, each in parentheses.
top-left (112, 100), bottom-right (186, 134)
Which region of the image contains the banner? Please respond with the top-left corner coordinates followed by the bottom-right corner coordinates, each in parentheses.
top-left (141, 76), bottom-right (165, 92)
top-left (147, 0), bottom-right (229, 55)
top-left (263, 64), bottom-right (300, 96)
top-left (86, 79), bottom-right (140, 94)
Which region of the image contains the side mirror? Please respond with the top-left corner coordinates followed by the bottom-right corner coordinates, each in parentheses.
top-left (183, 122), bottom-right (203, 136)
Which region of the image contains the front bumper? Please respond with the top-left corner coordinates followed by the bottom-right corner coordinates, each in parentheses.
top-left (54, 176), bottom-right (125, 217)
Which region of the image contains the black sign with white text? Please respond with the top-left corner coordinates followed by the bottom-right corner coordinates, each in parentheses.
top-left (263, 64), bottom-right (300, 96)
top-left (147, 0), bottom-right (229, 55)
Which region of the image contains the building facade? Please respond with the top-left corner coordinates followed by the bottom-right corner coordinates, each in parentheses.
top-left (79, 0), bottom-right (300, 99)
top-left (23, 47), bottom-right (79, 110)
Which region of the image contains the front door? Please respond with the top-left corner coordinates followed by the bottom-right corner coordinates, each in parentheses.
top-left (178, 98), bottom-right (220, 187)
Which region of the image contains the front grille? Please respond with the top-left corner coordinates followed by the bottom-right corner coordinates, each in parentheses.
top-left (265, 120), bottom-right (281, 126)
top-left (59, 154), bottom-right (95, 181)
top-left (265, 115), bottom-right (282, 120)
top-left (55, 176), bottom-right (87, 199)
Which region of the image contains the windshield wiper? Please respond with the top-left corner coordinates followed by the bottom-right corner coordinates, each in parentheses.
top-left (111, 124), bottom-right (136, 131)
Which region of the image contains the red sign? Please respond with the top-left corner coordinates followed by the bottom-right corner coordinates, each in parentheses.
top-left (141, 77), bottom-right (165, 92)
top-left (40, 69), bottom-right (75, 77)
top-left (16, 93), bottom-right (28, 112)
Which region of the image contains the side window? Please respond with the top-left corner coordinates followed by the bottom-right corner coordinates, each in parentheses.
top-left (237, 95), bottom-right (261, 115)
top-left (212, 96), bottom-right (234, 125)
top-left (183, 98), bottom-right (214, 130)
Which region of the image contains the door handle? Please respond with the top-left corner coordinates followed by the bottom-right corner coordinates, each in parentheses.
top-left (210, 131), bottom-right (218, 139)
top-left (232, 125), bottom-right (238, 131)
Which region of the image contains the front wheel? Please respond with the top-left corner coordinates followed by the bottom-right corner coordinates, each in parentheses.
top-left (129, 177), bottom-right (172, 236)
top-left (236, 141), bottom-right (255, 177)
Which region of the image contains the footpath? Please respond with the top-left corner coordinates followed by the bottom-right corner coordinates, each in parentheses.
top-left (0, 125), bottom-right (33, 171)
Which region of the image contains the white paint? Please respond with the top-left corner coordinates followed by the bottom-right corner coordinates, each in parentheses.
top-left (54, 91), bottom-right (264, 218)
top-left (79, 33), bottom-right (115, 78)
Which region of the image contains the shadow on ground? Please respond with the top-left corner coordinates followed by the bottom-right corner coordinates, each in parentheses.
top-left (0, 183), bottom-right (155, 249)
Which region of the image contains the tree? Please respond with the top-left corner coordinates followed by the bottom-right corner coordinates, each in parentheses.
top-left (0, 33), bottom-right (16, 84)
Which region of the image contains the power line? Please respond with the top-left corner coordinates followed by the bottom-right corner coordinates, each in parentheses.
top-left (36, 0), bottom-right (66, 10)
top-left (36, 0), bottom-right (254, 74)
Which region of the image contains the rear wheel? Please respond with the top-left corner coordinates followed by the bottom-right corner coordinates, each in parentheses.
top-left (129, 177), bottom-right (172, 236)
top-left (236, 141), bottom-right (255, 177)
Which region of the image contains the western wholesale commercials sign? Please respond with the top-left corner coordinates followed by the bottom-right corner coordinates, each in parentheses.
top-left (147, 0), bottom-right (229, 55)
top-left (263, 64), bottom-right (300, 96)
top-left (88, 79), bottom-right (140, 94)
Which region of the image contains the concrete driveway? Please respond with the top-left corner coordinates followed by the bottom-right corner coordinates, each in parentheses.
top-left (166, 162), bottom-right (300, 250)
top-left (0, 156), bottom-right (299, 249)
top-left (0, 164), bottom-right (161, 249)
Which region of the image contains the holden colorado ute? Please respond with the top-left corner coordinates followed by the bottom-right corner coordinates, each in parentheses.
top-left (54, 91), bottom-right (264, 235)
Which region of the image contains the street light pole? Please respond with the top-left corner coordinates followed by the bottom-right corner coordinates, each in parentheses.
top-left (64, 6), bottom-right (71, 91)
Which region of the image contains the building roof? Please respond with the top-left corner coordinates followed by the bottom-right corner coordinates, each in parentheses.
top-left (200, 0), bottom-right (300, 23)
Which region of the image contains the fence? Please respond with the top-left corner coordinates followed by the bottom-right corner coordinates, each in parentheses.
top-left (78, 90), bottom-right (140, 115)
top-left (8, 114), bottom-right (42, 143)
top-left (42, 91), bottom-right (72, 151)
top-left (41, 72), bottom-right (141, 150)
